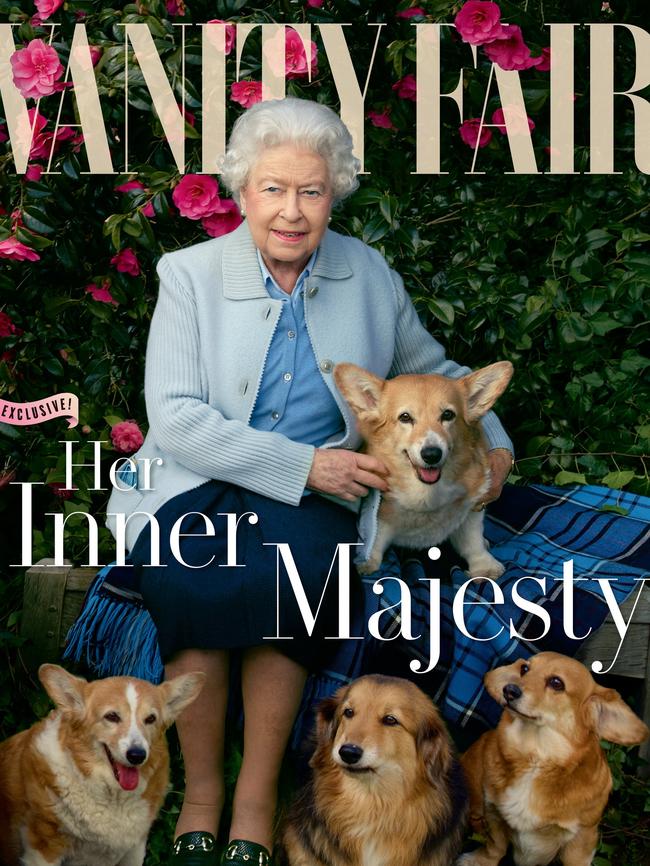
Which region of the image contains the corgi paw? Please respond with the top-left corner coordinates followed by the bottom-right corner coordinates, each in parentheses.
top-left (467, 555), bottom-right (505, 581)
top-left (357, 556), bottom-right (382, 576)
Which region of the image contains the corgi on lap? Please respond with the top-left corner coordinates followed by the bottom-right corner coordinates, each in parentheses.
top-left (334, 361), bottom-right (513, 577)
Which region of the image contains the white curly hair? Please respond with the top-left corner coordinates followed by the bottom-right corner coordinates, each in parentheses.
top-left (220, 97), bottom-right (360, 204)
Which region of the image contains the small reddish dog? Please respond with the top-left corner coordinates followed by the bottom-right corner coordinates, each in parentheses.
top-left (459, 652), bottom-right (649, 866)
top-left (0, 664), bottom-right (204, 866)
top-left (279, 674), bottom-right (468, 866)
top-left (334, 361), bottom-right (513, 577)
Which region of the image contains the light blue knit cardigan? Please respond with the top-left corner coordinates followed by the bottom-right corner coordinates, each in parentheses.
top-left (106, 220), bottom-right (512, 555)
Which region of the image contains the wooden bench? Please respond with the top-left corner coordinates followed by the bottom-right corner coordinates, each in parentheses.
top-left (21, 561), bottom-right (650, 765)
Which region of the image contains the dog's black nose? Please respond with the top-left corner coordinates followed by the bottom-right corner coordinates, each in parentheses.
top-left (503, 684), bottom-right (522, 703)
top-left (339, 743), bottom-right (363, 765)
top-left (126, 746), bottom-right (147, 765)
top-left (420, 446), bottom-right (442, 466)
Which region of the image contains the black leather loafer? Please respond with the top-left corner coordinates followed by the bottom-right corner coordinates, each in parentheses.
top-left (171, 831), bottom-right (219, 865)
top-left (221, 839), bottom-right (272, 865)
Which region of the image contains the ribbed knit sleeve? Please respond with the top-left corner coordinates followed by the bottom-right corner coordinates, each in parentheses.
top-left (389, 269), bottom-right (514, 455)
top-left (144, 256), bottom-right (315, 505)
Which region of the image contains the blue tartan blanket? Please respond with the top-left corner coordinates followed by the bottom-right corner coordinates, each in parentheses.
top-left (65, 483), bottom-right (650, 746)
top-left (293, 483), bottom-right (650, 744)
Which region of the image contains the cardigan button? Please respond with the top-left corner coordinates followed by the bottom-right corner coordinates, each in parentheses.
top-left (320, 359), bottom-right (333, 373)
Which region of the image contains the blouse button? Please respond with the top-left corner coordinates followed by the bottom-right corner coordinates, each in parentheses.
top-left (320, 359), bottom-right (333, 373)
top-left (307, 286), bottom-right (319, 298)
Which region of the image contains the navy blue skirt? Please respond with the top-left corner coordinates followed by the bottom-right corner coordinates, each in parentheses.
top-left (128, 481), bottom-right (362, 670)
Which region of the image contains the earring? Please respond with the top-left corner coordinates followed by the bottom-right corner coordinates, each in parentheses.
top-left (328, 216), bottom-right (332, 223)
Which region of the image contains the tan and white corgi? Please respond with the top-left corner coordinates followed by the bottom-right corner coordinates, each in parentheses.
top-left (334, 361), bottom-right (513, 577)
top-left (0, 664), bottom-right (204, 866)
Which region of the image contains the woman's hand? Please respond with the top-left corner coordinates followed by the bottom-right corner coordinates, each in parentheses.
top-left (307, 449), bottom-right (389, 501)
top-left (482, 448), bottom-right (514, 506)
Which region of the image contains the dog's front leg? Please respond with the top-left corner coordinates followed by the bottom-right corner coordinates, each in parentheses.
top-left (20, 826), bottom-right (65, 866)
top-left (357, 519), bottom-right (393, 576)
top-left (117, 840), bottom-right (147, 866)
top-left (449, 511), bottom-right (504, 581)
top-left (20, 846), bottom-right (63, 866)
top-left (456, 805), bottom-right (509, 866)
top-left (558, 825), bottom-right (598, 866)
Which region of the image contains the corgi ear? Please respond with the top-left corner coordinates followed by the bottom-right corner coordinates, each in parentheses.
top-left (39, 664), bottom-right (87, 714)
top-left (462, 361), bottom-right (513, 423)
top-left (159, 672), bottom-right (205, 726)
top-left (585, 686), bottom-right (650, 745)
top-left (333, 363), bottom-right (385, 421)
top-left (416, 705), bottom-right (451, 784)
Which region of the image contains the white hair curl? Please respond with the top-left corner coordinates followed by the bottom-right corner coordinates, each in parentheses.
top-left (220, 97), bottom-right (360, 204)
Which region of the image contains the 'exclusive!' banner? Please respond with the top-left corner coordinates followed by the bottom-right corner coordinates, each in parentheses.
top-left (0, 393), bottom-right (79, 428)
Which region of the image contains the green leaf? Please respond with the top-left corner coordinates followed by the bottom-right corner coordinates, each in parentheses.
top-left (427, 298), bottom-right (455, 326)
top-left (601, 470), bottom-right (635, 489)
top-left (554, 470), bottom-right (587, 486)
top-left (21, 207), bottom-right (57, 235)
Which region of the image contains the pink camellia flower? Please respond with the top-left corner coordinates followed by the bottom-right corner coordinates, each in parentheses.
top-left (172, 174), bottom-right (221, 220)
top-left (0, 237), bottom-right (40, 261)
top-left (392, 74), bottom-right (417, 101)
top-left (230, 80), bottom-right (263, 108)
top-left (115, 179), bottom-right (145, 193)
top-left (201, 199), bottom-right (243, 238)
top-left (491, 107), bottom-right (535, 135)
top-left (306, 0), bottom-right (324, 6)
top-left (24, 163), bottom-right (42, 181)
top-left (207, 20), bottom-right (236, 55)
top-left (533, 46), bottom-right (551, 71)
top-left (111, 248), bottom-right (140, 276)
top-left (166, 0), bottom-right (185, 15)
top-left (34, 0), bottom-right (63, 19)
top-left (397, 6), bottom-right (426, 18)
top-left (455, 1), bottom-right (504, 45)
top-left (459, 118), bottom-right (492, 148)
top-left (10, 39), bottom-right (65, 100)
top-left (367, 109), bottom-right (396, 130)
top-left (111, 420), bottom-right (144, 454)
top-left (285, 29), bottom-right (318, 79)
top-left (0, 123), bottom-right (7, 143)
top-left (0, 311), bottom-right (19, 338)
top-left (85, 281), bottom-right (118, 305)
top-left (49, 482), bottom-right (75, 499)
top-left (142, 200), bottom-right (156, 218)
top-left (89, 45), bottom-right (103, 66)
top-left (483, 25), bottom-right (539, 70)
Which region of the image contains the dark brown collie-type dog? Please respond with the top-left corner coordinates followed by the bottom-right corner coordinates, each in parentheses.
top-left (278, 675), bottom-right (468, 866)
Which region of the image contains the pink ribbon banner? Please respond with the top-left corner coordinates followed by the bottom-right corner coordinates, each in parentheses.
top-left (0, 393), bottom-right (79, 428)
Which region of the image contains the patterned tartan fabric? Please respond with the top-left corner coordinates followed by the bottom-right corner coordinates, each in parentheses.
top-left (304, 483), bottom-right (649, 737)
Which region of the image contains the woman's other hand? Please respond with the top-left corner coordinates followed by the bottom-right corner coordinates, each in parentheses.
top-left (307, 449), bottom-right (389, 501)
top-left (484, 448), bottom-right (514, 504)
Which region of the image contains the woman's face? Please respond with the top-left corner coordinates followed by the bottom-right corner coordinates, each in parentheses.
top-left (239, 143), bottom-right (333, 279)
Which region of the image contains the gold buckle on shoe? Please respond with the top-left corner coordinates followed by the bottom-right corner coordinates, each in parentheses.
top-left (173, 833), bottom-right (216, 855)
top-left (224, 843), bottom-right (269, 865)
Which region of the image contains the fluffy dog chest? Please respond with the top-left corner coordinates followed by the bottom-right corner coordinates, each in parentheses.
top-left (35, 717), bottom-right (153, 863)
top-left (381, 478), bottom-right (471, 547)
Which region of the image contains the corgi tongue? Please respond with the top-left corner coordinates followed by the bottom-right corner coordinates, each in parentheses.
top-left (417, 466), bottom-right (441, 484)
top-left (115, 763), bottom-right (139, 791)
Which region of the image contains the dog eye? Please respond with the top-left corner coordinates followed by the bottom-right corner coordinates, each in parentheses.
top-left (382, 715), bottom-right (399, 726)
top-left (440, 409), bottom-right (456, 422)
top-left (104, 711), bottom-right (121, 723)
top-left (398, 412), bottom-right (414, 424)
top-left (144, 714), bottom-right (157, 724)
top-left (343, 707), bottom-right (354, 718)
top-left (547, 676), bottom-right (565, 692)
top-left (520, 664), bottom-right (529, 676)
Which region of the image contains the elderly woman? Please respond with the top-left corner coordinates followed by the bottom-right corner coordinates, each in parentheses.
top-left (107, 97), bottom-right (512, 866)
